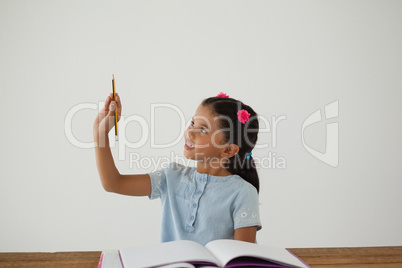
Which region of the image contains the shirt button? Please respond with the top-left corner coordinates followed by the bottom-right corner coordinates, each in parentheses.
top-left (196, 190), bottom-right (202, 194)
top-left (192, 203), bottom-right (197, 208)
top-left (190, 215), bottom-right (194, 220)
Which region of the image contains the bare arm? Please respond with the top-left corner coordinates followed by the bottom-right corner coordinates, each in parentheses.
top-left (234, 226), bottom-right (257, 243)
top-left (93, 93), bottom-right (151, 196)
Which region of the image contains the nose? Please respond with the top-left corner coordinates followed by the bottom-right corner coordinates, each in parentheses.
top-left (185, 127), bottom-right (195, 141)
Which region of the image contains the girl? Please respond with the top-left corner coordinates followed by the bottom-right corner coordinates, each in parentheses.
top-left (93, 92), bottom-right (262, 246)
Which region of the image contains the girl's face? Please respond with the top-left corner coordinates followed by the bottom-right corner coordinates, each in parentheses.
top-left (184, 104), bottom-right (229, 162)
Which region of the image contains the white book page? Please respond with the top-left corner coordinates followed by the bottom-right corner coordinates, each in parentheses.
top-left (205, 240), bottom-right (308, 268)
top-left (119, 240), bottom-right (219, 268)
top-left (101, 250), bottom-right (123, 268)
top-left (157, 263), bottom-right (195, 268)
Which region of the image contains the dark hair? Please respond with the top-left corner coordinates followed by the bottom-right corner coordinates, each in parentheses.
top-left (201, 96), bottom-right (260, 193)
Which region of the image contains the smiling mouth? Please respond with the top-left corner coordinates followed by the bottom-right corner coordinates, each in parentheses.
top-left (185, 139), bottom-right (195, 149)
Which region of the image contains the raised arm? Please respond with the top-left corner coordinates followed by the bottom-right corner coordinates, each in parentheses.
top-left (93, 93), bottom-right (151, 196)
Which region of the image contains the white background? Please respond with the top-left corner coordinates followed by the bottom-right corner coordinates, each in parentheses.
top-left (0, 0), bottom-right (401, 252)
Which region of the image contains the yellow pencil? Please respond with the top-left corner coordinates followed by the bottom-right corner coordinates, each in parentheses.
top-left (112, 74), bottom-right (118, 141)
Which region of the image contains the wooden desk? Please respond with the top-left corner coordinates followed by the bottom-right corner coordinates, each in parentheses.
top-left (0, 247), bottom-right (401, 268)
top-left (288, 247), bottom-right (402, 268)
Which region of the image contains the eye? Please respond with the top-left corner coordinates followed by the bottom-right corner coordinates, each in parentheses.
top-left (190, 120), bottom-right (208, 134)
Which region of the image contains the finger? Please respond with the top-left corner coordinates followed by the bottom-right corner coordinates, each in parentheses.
top-left (115, 94), bottom-right (122, 111)
top-left (115, 95), bottom-right (122, 121)
top-left (104, 102), bottom-right (116, 124)
top-left (111, 93), bottom-right (118, 104)
top-left (108, 101), bottom-right (116, 114)
top-left (101, 95), bottom-right (112, 112)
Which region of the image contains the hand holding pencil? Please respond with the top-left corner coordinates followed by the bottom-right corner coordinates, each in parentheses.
top-left (112, 74), bottom-right (119, 141)
top-left (93, 85), bottom-right (122, 141)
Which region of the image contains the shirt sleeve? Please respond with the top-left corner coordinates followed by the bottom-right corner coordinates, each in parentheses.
top-left (147, 164), bottom-right (169, 200)
top-left (233, 184), bottom-right (262, 231)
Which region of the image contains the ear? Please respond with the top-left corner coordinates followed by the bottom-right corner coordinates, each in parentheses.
top-left (221, 144), bottom-right (239, 158)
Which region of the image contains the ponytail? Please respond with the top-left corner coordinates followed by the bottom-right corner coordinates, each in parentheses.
top-left (201, 97), bottom-right (260, 193)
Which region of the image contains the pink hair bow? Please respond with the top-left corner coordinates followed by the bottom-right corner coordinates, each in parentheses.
top-left (217, 92), bottom-right (229, 97)
top-left (237, 109), bottom-right (251, 124)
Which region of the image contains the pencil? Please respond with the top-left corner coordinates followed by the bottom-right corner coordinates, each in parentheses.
top-left (112, 74), bottom-right (118, 141)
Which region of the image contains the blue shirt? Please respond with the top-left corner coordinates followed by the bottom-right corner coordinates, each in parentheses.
top-left (147, 162), bottom-right (262, 246)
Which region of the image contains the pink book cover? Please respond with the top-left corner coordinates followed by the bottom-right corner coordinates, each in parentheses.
top-left (97, 252), bottom-right (104, 268)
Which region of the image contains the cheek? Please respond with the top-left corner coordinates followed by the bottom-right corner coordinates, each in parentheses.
top-left (210, 133), bottom-right (224, 146)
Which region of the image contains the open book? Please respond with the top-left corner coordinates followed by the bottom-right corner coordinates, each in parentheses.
top-left (115, 239), bottom-right (310, 268)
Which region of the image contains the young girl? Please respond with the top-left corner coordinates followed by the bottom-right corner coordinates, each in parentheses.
top-left (93, 92), bottom-right (262, 246)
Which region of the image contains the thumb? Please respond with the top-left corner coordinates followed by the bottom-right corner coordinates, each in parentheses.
top-left (108, 101), bottom-right (116, 116)
top-left (98, 101), bottom-right (117, 135)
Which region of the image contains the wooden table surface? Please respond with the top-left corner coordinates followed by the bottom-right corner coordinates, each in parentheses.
top-left (0, 246), bottom-right (401, 268)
